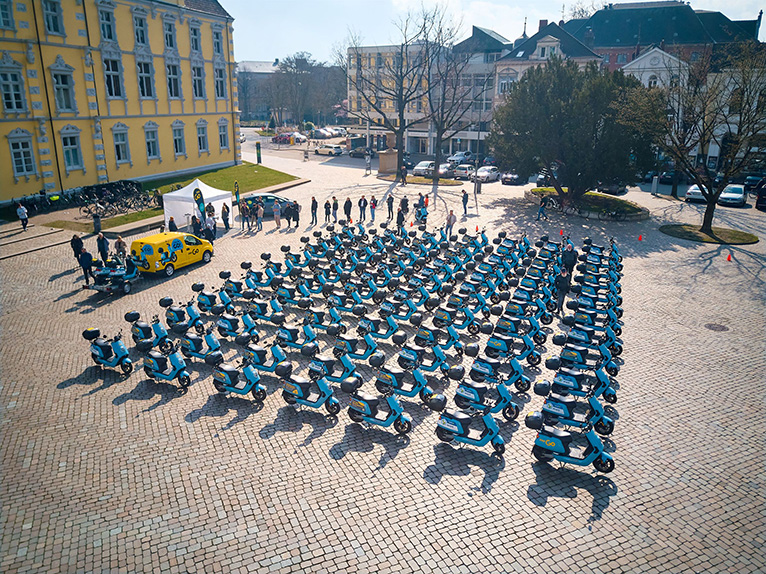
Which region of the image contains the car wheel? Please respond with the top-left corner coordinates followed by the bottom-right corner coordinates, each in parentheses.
top-left (202, 251), bottom-right (212, 263)
top-left (164, 264), bottom-right (175, 277)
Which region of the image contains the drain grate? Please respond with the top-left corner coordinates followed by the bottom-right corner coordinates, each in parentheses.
top-left (704, 323), bottom-right (729, 332)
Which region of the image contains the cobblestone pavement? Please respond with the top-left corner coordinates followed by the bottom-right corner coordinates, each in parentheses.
top-left (1, 151), bottom-right (765, 573)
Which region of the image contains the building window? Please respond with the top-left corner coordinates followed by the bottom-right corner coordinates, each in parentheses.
top-left (164, 21), bottom-right (176, 50)
top-left (172, 122), bottom-right (185, 156)
top-left (43, 0), bottom-right (64, 35)
top-left (648, 75), bottom-right (658, 88)
top-left (133, 15), bottom-right (147, 45)
top-left (190, 26), bottom-right (201, 52)
top-left (616, 53), bottom-right (627, 64)
top-left (539, 47), bottom-right (546, 58)
top-left (192, 66), bottom-right (205, 98)
top-left (197, 122), bottom-right (208, 153)
top-left (137, 61), bottom-right (154, 98)
top-left (144, 122), bottom-right (160, 161)
top-left (0, 0), bottom-right (15, 30)
top-left (112, 124), bottom-right (131, 166)
top-left (214, 67), bottom-right (226, 99)
top-left (0, 69), bottom-right (26, 112)
top-left (99, 10), bottom-right (115, 42)
top-left (213, 30), bottom-right (223, 55)
top-left (218, 120), bottom-right (229, 150)
top-left (603, 54), bottom-right (610, 63)
top-left (60, 126), bottom-right (83, 174)
top-left (484, 52), bottom-right (500, 63)
top-left (7, 128), bottom-right (36, 181)
top-left (167, 64), bottom-right (181, 99)
top-left (53, 72), bottom-right (75, 112)
top-left (103, 58), bottom-right (123, 98)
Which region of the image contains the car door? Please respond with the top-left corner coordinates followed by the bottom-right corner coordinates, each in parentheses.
top-left (183, 235), bottom-right (203, 266)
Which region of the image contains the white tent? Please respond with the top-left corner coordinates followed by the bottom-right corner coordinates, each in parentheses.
top-left (162, 178), bottom-right (232, 232)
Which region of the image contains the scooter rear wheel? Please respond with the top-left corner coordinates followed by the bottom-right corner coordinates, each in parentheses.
top-left (214, 381), bottom-right (226, 393)
top-left (541, 314), bottom-right (553, 325)
top-left (532, 445), bottom-right (553, 462)
top-left (348, 408), bottom-right (364, 423)
top-left (436, 427), bottom-right (454, 442)
top-left (159, 339), bottom-right (173, 354)
top-left (468, 323), bottom-right (480, 336)
top-left (514, 378), bottom-right (531, 393)
top-left (282, 390), bottom-right (297, 404)
top-left (533, 333), bottom-right (547, 345)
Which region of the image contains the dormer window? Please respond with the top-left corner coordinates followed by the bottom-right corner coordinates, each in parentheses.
top-left (540, 47), bottom-right (546, 58)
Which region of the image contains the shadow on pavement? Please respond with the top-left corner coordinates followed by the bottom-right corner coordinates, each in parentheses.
top-left (259, 404), bottom-right (338, 447)
top-left (328, 422), bottom-right (410, 470)
top-left (112, 377), bottom-right (184, 413)
top-left (185, 392), bottom-right (264, 432)
top-left (57, 365), bottom-right (130, 395)
top-left (422, 442), bottom-right (505, 494)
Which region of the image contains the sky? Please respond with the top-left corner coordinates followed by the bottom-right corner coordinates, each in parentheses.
top-left (226, 0), bottom-right (765, 64)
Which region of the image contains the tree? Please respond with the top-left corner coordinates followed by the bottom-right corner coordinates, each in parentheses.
top-left (488, 58), bottom-right (651, 202)
top-left (274, 52), bottom-right (316, 128)
top-left (568, 0), bottom-right (599, 19)
top-left (621, 43), bottom-right (766, 234)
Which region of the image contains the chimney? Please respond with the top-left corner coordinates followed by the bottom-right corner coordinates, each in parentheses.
top-left (584, 27), bottom-right (595, 48)
top-left (539, 19), bottom-right (548, 32)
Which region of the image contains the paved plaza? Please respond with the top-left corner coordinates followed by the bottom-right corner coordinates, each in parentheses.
top-left (1, 148), bottom-right (765, 573)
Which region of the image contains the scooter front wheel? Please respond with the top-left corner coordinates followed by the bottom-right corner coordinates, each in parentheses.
top-left (593, 455), bottom-right (615, 473)
top-left (492, 441), bottom-right (505, 455)
top-left (179, 374), bottom-right (191, 388)
top-left (120, 360), bottom-right (133, 375)
top-left (594, 419), bottom-right (614, 436)
top-left (533, 333), bottom-right (547, 345)
top-left (527, 353), bottom-right (541, 366)
top-left (514, 378), bottom-right (531, 393)
top-left (159, 339), bottom-right (173, 354)
top-left (252, 387), bottom-right (267, 402)
top-left (325, 400), bottom-right (341, 415)
top-left (502, 404), bottom-right (520, 421)
top-left (467, 323), bottom-right (480, 336)
top-left (394, 417), bottom-right (412, 435)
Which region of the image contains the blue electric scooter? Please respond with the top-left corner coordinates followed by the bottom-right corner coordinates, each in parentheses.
top-left (209, 356), bottom-right (267, 402)
top-left (180, 325), bottom-right (224, 365)
top-left (342, 386), bottom-right (413, 435)
top-left (125, 311), bottom-right (173, 354)
top-left (161, 297), bottom-right (205, 335)
top-left (533, 379), bottom-right (615, 435)
top-left (453, 377), bottom-right (521, 422)
top-left (142, 343), bottom-right (191, 389)
top-left (82, 328), bottom-right (133, 374)
top-left (281, 375), bottom-right (341, 415)
top-left (435, 406), bottom-right (506, 455)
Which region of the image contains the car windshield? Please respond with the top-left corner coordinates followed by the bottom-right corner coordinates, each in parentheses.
top-left (724, 186), bottom-right (744, 194)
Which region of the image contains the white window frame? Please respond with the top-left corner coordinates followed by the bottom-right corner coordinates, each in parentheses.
top-left (50, 55), bottom-right (77, 113)
top-left (192, 65), bottom-right (205, 99)
top-left (136, 59), bottom-right (155, 99)
top-left (43, 0), bottom-right (65, 36)
top-left (196, 119), bottom-right (209, 154)
top-left (166, 63), bottom-right (182, 99)
top-left (99, 8), bottom-right (116, 42)
top-left (112, 122), bottom-right (131, 167)
top-left (218, 118), bottom-right (229, 150)
top-left (6, 128), bottom-right (37, 182)
top-left (163, 17), bottom-right (177, 51)
top-left (648, 75), bottom-right (658, 88)
top-left (0, 54), bottom-right (27, 113)
top-left (143, 121), bottom-right (160, 163)
top-left (60, 124), bottom-right (84, 175)
top-left (0, 0), bottom-right (15, 30)
top-left (133, 13), bottom-right (148, 46)
top-left (190, 22), bottom-right (202, 53)
top-left (103, 57), bottom-right (124, 99)
top-left (213, 28), bottom-right (223, 55)
top-left (214, 67), bottom-right (226, 99)
top-left (172, 120), bottom-right (186, 158)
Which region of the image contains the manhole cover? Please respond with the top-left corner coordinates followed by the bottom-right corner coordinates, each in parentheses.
top-left (704, 323), bottom-right (729, 332)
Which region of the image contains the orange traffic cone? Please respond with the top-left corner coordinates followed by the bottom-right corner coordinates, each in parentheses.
top-left (638, 235), bottom-right (642, 241)
top-left (476, 225), bottom-right (479, 232)
top-left (727, 253), bottom-right (732, 261)
top-left (411, 221), bottom-right (413, 227)
top-left (560, 229), bottom-right (564, 236)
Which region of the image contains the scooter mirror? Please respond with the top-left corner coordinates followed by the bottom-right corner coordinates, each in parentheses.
top-left (124, 311), bottom-right (140, 323)
top-left (240, 261), bottom-right (253, 270)
top-left (533, 381), bottom-right (552, 397)
top-left (464, 343), bottom-right (480, 358)
top-left (219, 270), bottom-right (232, 280)
top-left (369, 351), bottom-right (386, 369)
top-left (545, 357), bottom-right (561, 371)
top-left (391, 331), bottom-right (408, 346)
top-left (191, 283), bottom-right (205, 293)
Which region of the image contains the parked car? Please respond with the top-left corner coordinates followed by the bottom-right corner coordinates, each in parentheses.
top-left (659, 171), bottom-right (686, 185)
top-left (717, 184), bottom-right (747, 207)
top-left (501, 172), bottom-right (523, 185)
top-left (447, 151), bottom-right (473, 164)
top-left (536, 173), bottom-right (551, 187)
top-left (334, 127), bottom-right (348, 137)
top-left (272, 133), bottom-right (291, 144)
top-left (315, 144), bottom-right (343, 156)
top-left (743, 175), bottom-right (764, 194)
top-left (349, 147), bottom-right (375, 158)
top-left (436, 163), bottom-right (454, 178)
top-left (472, 166), bottom-right (500, 183)
top-left (482, 156), bottom-right (497, 166)
top-left (454, 164), bottom-right (475, 180)
top-left (596, 180), bottom-right (627, 195)
top-left (684, 185), bottom-right (705, 203)
top-left (643, 170), bottom-right (659, 183)
top-left (755, 186), bottom-right (766, 211)
top-left (413, 161), bottom-right (435, 177)
top-left (242, 194), bottom-right (292, 217)
top-left (292, 132), bottom-right (307, 143)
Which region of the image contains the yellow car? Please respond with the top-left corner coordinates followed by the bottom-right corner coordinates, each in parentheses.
top-left (130, 232), bottom-right (213, 277)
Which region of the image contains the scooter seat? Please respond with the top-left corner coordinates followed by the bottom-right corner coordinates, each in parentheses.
top-left (557, 367), bottom-right (585, 384)
top-left (563, 343), bottom-right (589, 354)
top-left (464, 380), bottom-right (489, 400)
top-left (287, 375), bottom-right (312, 395)
top-left (478, 356), bottom-right (502, 369)
top-left (445, 409), bottom-right (473, 426)
top-left (541, 425), bottom-right (573, 446)
top-left (245, 344), bottom-right (268, 364)
top-left (281, 325), bottom-right (300, 339)
top-left (548, 392), bottom-right (576, 408)
top-left (222, 313), bottom-right (238, 323)
top-left (404, 343), bottom-right (425, 356)
top-left (218, 363), bottom-right (239, 384)
top-left (202, 291), bottom-right (216, 299)
top-left (500, 316), bottom-right (522, 329)
top-left (229, 281), bottom-right (243, 293)
top-left (94, 339), bottom-right (113, 359)
top-left (313, 354), bottom-right (336, 371)
top-left (169, 305), bottom-right (184, 316)
top-left (380, 367), bottom-right (407, 386)
top-left (339, 335), bottom-right (358, 352)
top-left (492, 334), bottom-right (516, 347)
top-left (353, 391), bottom-right (379, 412)
top-left (308, 308), bottom-right (326, 321)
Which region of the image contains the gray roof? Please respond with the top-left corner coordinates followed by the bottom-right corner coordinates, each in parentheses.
top-left (454, 26), bottom-right (511, 53)
top-left (182, 0), bottom-right (231, 19)
top-left (500, 22), bottom-right (601, 61)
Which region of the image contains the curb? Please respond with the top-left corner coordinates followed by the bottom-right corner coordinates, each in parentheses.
top-left (524, 190), bottom-right (650, 221)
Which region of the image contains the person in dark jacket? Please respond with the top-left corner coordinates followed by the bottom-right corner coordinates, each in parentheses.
top-left (400, 165), bottom-right (408, 186)
top-left (554, 268), bottom-right (570, 315)
top-left (78, 247), bottom-right (96, 286)
top-left (221, 203), bottom-right (230, 231)
top-left (343, 197), bottom-right (352, 221)
top-left (400, 196), bottom-right (409, 215)
top-left (191, 215), bottom-right (202, 237)
top-left (324, 199), bottom-right (331, 223)
top-left (70, 234), bottom-right (84, 265)
top-left (168, 217), bottom-right (178, 232)
top-left (292, 201), bottom-right (300, 227)
top-left (561, 243), bottom-right (578, 278)
top-left (96, 233), bottom-right (109, 264)
top-left (310, 197), bottom-right (318, 225)
top-left (284, 202), bottom-right (293, 227)
top-left (332, 197), bottom-right (339, 222)
top-left (462, 189), bottom-right (469, 215)
top-left (387, 195), bottom-right (394, 220)
top-left (396, 207), bottom-right (405, 235)
top-left (358, 195), bottom-right (368, 222)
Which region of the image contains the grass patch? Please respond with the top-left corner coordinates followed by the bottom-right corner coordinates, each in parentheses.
top-left (257, 130), bottom-right (275, 136)
top-left (659, 224), bottom-right (759, 245)
top-left (377, 174), bottom-right (463, 186)
top-left (532, 187), bottom-right (643, 214)
top-left (48, 207), bottom-right (164, 233)
top-left (142, 162), bottom-right (297, 195)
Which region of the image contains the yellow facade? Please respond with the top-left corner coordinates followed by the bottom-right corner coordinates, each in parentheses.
top-left (0, 0), bottom-right (240, 203)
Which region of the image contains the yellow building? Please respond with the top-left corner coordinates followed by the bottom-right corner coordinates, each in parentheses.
top-left (0, 0), bottom-right (240, 204)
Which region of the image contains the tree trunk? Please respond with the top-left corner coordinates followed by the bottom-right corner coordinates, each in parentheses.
top-left (700, 200), bottom-right (716, 234)
top-left (671, 174), bottom-right (679, 199)
top-left (395, 130), bottom-right (404, 172)
top-left (432, 132), bottom-right (443, 186)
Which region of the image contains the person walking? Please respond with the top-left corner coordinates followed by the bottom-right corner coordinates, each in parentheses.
top-left (445, 210), bottom-right (457, 239)
top-left (462, 189), bottom-right (469, 215)
top-left (343, 197), bottom-right (352, 222)
top-left (96, 232), bottom-right (110, 264)
top-left (561, 243), bottom-right (578, 278)
top-left (204, 214), bottom-right (216, 244)
top-left (255, 201), bottom-right (264, 232)
top-left (272, 201), bottom-right (282, 229)
top-left (400, 165), bottom-right (408, 186)
top-left (292, 201), bottom-right (300, 228)
top-left (386, 195), bottom-right (394, 220)
top-left (79, 247), bottom-right (96, 287)
top-left (114, 236), bottom-right (127, 261)
top-left (221, 203), bottom-right (230, 232)
top-left (16, 203), bottom-right (28, 231)
top-left (396, 207), bottom-right (405, 236)
top-left (332, 197), bottom-right (339, 223)
top-left (70, 234), bottom-right (83, 266)
top-left (370, 196), bottom-right (377, 222)
top-left (537, 195), bottom-right (550, 221)
top-left (424, 194), bottom-right (429, 209)
top-left (310, 196), bottom-right (318, 225)
top-left (241, 202), bottom-right (250, 231)
top-left (324, 199), bottom-right (331, 223)
top-left (358, 195), bottom-right (368, 222)
top-left (554, 267), bottom-right (570, 315)
top-left (284, 202), bottom-right (293, 227)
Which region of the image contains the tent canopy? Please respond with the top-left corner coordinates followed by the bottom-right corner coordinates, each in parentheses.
top-left (162, 178), bottom-right (232, 231)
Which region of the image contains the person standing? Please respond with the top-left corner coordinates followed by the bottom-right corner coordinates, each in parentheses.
top-left (70, 234), bottom-right (84, 266)
top-left (284, 202), bottom-right (293, 227)
top-left (168, 216), bottom-right (178, 232)
top-left (396, 207), bottom-right (405, 236)
top-left (424, 194), bottom-right (429, 209)
top-left (400, 165), bottom-right (407, 186)
top-left (358, 195), bottom-right (368, 222)
top-left (332, 197), bottom-right (339, 223)
top-left (191, 215), bottom-right (202, 237)
top-left (206, 203), bottom-right (217, 235)
top-left (96, 232), bottom-right (109, 264)
top-left (310, 196), bottom-right (318, 225)
top-left (386, 194), bottom-right (394, 220)
top-left (205, 214), bottom-right (216, 243)
top-left (241, 202), bottom-right (250, 231)
top-left (561, 243), bottom-right (578, 278)
top-left (292, 201), bottom-right (300, 228)
top-left (272, 201), bottom-right (281, 229)
top-left (221, 203), bottom-right (230, 232)
top-left (537, 195), bottom-right (550, 221)
top-left (324, 199), bottom-right (331, 223)
top-left (554, 267), bottom-right (570, 315)
top-left (400, 196), bottom-right (409, 215)
top-left (78, 247), bottom-right (96, 287)
top-left (343, 197), bottom-right (352, 222)
top-left (255, 201), bottom-right (264, 232)
top-left (16, 203), bottom-right (28, 231)
top-left (370, 196), bottom-right (377, 222)
top-left (462, 189), bottom-right (469, 215)
top-left (445, 210), bottom-right (457, 239)
top-left (114, 236), bottom-right (128, 261)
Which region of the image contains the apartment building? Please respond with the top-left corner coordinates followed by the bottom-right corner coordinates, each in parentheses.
top-left (0, 0), bottom-right (239, 204)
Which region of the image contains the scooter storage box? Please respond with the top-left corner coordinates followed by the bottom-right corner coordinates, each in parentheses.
top-left (204, 351), bottom-right (224, 367)
top-left (135, 340), bottom-right (153, 353)
top-left (260, 253), bottom-right (271, 261)
top-left (280, 245), bottom-right (291, 253)
top-left (274, 362), bottom-right (293, 378)
top-left (270, 276), bottom-right (284, 289)
top-left (552, 334), bottom-right (568, 346)
top-left (562, 315), bottom-right (575, 326)
top-left (124, 311), bottom-right (140, 323)
top-left (235, 334), bottom-right (252, 347)
top-left (271, 312), bottom-right (286, 326)
top-left (191, 283), bottom-right (205, 293)
top-left (498, 231), bottom-right (507, 239)
top-left (369, 351), bottom-right (386, 369)
top-left (82, 328), bottom-right (101, 341)
top-left (211, 304), bottom-right (226, 316)
top-left (447, 365), bottom-right (465, 381)
top-left (327, 325), bottom-right (341, 337)
top-left (241, 261), bottom-right (252, 270)
top-left (391, 331), bottom-right (407, 346)
top-left (534, 381), bottom-right (552, 397)
top-left (300, 342), bottom-right (319, 357)
top-left (409, 313), bottom-right (423, 326)
top-left (340, 377), bottom-right (361, 394)
top-left (566, 301), bottom-right (579, 311)
top-left (525, 411), bottom-right (544, 430)
top-left (243, 289), bottom-right (257, 300)
top-left (570, 284), bottom-right (582, 294)
top-left (480, 322), bottom-right (494, 335)
top-left (219, 270), bottom-right (232, 280)
top-left (158, 297), bottom-right (173, 308)
top-left (171, 323), bottom-right (189, 334)
top-left (545, 357), bottom-right (562, 371)
top-left (458, 227), bottom-right (467, 234)
top-left (297, 298), bottom-right (312, 309)
top-left (352, 305), bottom-right (367, 317)
top-left (427, 393), bottom-right (447, 412)
top-left (464, 343), bottom-right (480, 358)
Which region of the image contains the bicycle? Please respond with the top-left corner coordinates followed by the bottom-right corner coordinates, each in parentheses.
top-left (564, 202), bottom-right (590, 219)
top-left (598, 208), bottom-right (626, 221)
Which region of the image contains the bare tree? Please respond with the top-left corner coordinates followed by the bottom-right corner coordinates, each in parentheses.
top-left (622, 43), bottom-right (766, 234)
top-left (568, 0), bottom-right (599, 20)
